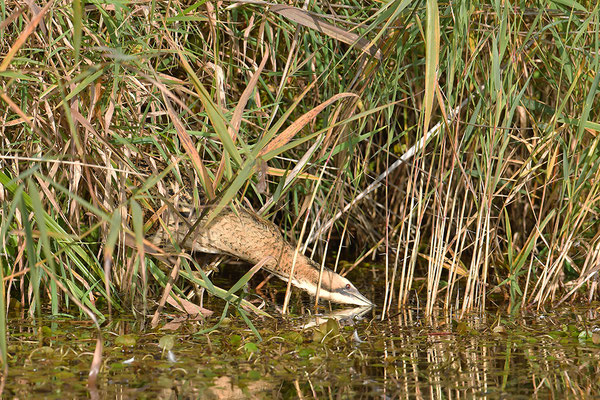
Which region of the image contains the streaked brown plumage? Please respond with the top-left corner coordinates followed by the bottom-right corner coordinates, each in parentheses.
top-left (148, 186), bottom-right (372, 307)
top-left (130, 157), bottom-right (372, 307)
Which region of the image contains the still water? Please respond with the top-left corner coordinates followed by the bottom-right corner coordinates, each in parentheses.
top-left (4, 303), bottom-right (600, 399)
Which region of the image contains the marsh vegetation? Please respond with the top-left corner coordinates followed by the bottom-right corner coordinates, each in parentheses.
top-left (0, 0), bottom-right (599, 396)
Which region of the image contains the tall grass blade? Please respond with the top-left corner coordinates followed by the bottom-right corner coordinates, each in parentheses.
top-left (423, 0), bottom-right (440, 133)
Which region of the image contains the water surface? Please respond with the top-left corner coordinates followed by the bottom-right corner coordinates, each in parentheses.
top-left (4, 303), bottom-right (600, 398)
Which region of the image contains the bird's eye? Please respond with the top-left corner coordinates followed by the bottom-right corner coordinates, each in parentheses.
top-left (346, 284), bottom-right (351, 290)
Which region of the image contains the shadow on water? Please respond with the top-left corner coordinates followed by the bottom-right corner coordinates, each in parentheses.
top-left (3, 302), bottom-right (600, 399)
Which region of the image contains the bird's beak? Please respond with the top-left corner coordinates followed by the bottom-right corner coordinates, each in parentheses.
top-left (340, 286), bottom-right (374, 307)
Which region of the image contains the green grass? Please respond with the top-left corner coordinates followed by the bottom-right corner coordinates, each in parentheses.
top-left (1, 0), bottom-right (599, 374)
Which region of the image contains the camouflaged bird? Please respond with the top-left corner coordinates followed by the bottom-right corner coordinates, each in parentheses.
top-left (135, 157), bottom-right (372, 307)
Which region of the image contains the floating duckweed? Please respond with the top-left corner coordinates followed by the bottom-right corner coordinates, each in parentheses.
top-left (115, 334), bottom-right (137, 347)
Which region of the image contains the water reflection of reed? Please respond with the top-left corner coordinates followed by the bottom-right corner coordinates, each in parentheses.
top-left (369, 308), bottom-right (600, 398)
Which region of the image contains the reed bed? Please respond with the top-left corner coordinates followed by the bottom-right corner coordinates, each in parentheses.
top-left (0, 0), bottom-right (599, 374)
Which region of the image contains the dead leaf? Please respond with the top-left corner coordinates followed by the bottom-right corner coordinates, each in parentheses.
top-left (271, 5), bottom-right (381, 60)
